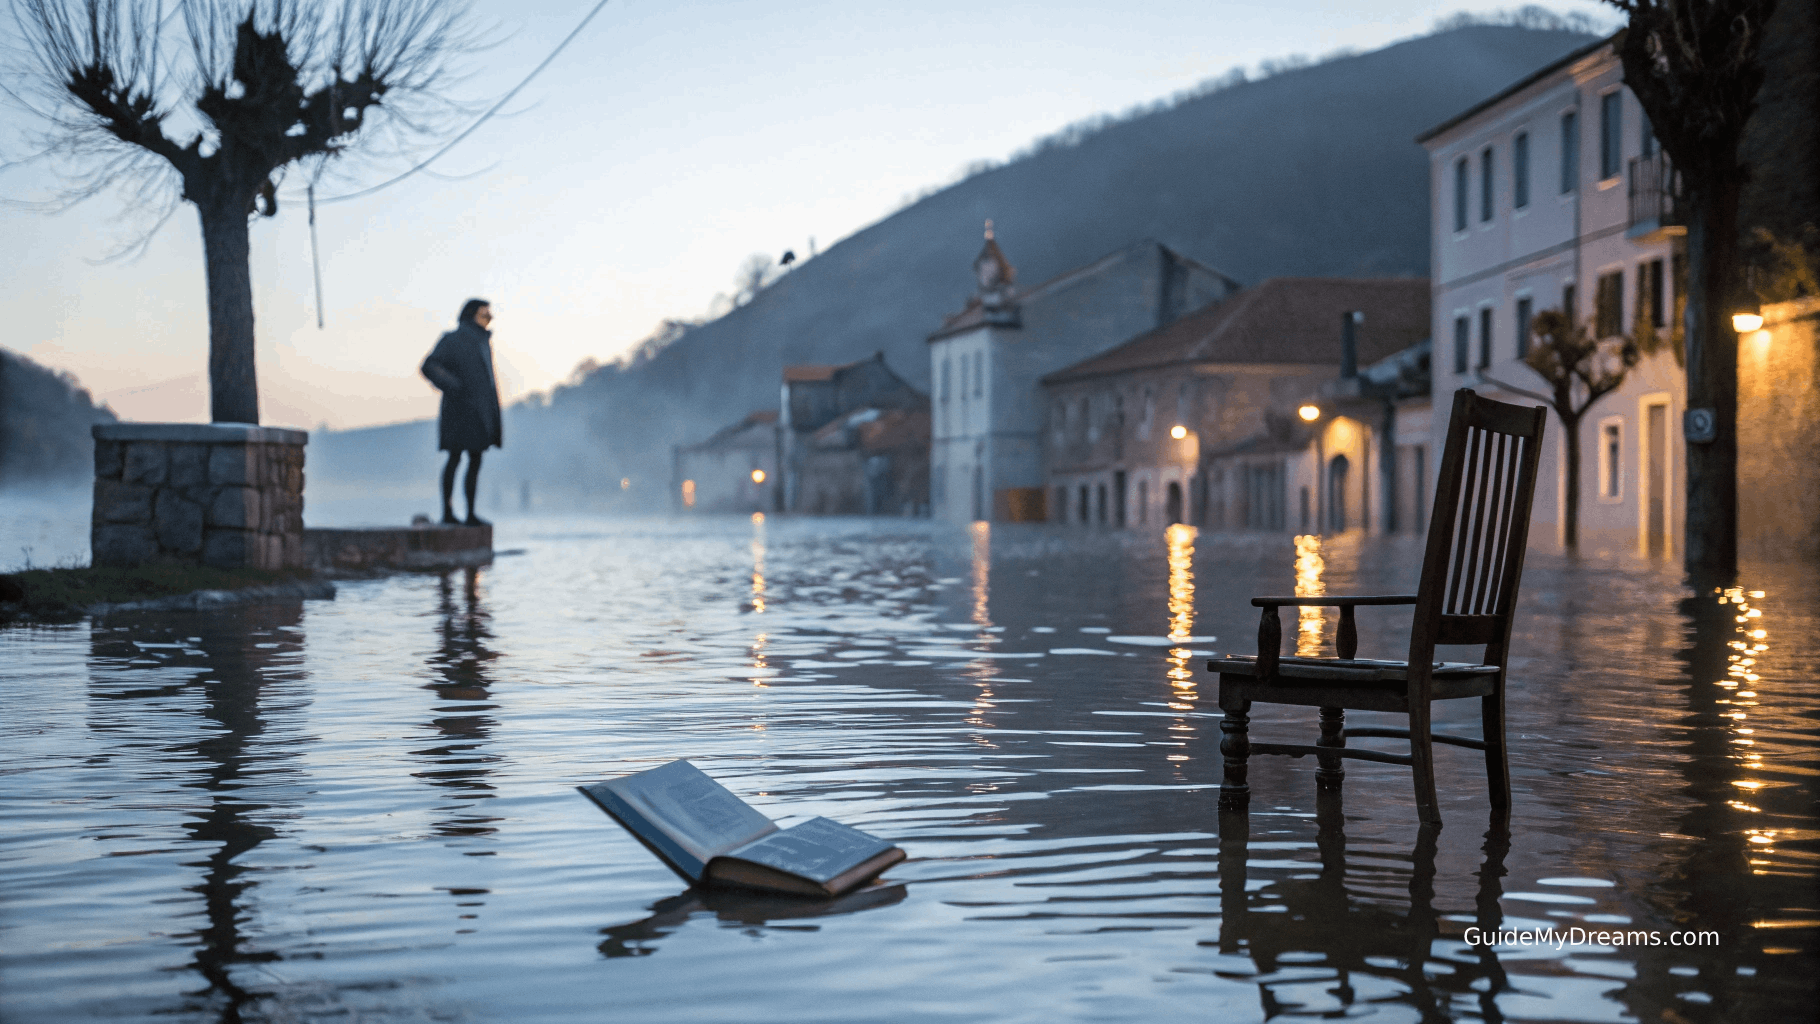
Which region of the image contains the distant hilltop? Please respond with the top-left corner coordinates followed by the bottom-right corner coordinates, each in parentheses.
top-left (326, 24), bottom-right (1598, 508)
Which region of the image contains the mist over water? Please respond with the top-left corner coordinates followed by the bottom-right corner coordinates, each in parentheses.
top-left (2, 514), bottom-right (1814, 1022)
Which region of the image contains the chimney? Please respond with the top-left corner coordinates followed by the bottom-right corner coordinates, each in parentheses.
top-left (1340, 310), bottom-right (1363, 379)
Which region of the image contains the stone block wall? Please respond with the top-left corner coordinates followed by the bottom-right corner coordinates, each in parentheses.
top-left (91, 423), bottom-right (308, 570)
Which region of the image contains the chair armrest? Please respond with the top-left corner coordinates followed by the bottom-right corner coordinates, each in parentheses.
top-left (1248, 597), bottom-right (1417, 672)
top-left (1250, 595), bottom-right (1418, 607)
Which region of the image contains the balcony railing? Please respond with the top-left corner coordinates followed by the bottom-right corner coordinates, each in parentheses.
top-left (1628, 153), bottom-right (1685, 239)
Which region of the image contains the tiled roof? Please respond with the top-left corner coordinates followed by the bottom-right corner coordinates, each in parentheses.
top-left (1040, 277), bottom-right (1430, 385)
top-left (782, 364), bottom-right (838, 382)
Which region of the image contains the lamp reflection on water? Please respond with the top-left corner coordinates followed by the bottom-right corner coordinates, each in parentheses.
top-left (1294, 534), bottom-right (1326, 656)
top-left (966, 521), bottom-right (999, 739)
top-left (1718, 587), bottom-right (1772, 836)
top-left (1165, 523), bottom-right (1198, 771)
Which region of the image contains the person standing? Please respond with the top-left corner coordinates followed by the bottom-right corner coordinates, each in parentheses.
top-left (421, 299), bottom-right (502, 525)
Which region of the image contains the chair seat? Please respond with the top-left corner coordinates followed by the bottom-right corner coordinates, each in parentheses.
top-left (1206, 655), bottom-right (1499, 684)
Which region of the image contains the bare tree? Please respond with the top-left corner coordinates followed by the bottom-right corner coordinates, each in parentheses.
top-left (1603, 0), bottom-right (1779, 576)
top-left (732, 253), bottom-right (776, 307)
top-left (1491, 309), bottom-right (1640, 548)
top-left (9, 0), bottom-right (474, 424)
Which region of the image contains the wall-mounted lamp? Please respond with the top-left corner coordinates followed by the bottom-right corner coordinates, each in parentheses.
top-left (1732, 309), bottom-right (1764, 333)
top-left (751, 468), bottom-right (767, 484)
top-left (1170, 424), bottom-right (1188, 440)
top-left (1298, 404), bottom-right (1321, 422)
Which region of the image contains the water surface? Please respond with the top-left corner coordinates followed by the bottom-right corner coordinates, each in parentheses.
top-left (2, 515), bottom-right (1815, 1022)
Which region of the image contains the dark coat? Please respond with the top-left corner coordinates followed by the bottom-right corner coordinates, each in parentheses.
top-left (421, 321), bottom-right (502, 452)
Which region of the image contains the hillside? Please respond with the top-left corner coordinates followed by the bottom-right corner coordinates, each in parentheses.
top-left (0, 348), bottom-right (116, 485)
top-left (312, 24), bottom-right (1597, 508)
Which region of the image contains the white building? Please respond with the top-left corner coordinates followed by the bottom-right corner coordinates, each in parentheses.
top-left (1419, 36), bottom-right (1687, 554)
top-left (927, 227), bottom-right (1240, 522)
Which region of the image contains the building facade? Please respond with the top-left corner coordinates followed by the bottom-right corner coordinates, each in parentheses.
top-left (927, 229), bottom-right (1240, 522)
top-left (673, 410), bottom-right (778, 513)
top-left (778, 353), bottom-right (928, 514)
top-left (1419, 37), bottom-right (1686, 553)
top-left (1041, 278), bottom-right (1431, 533)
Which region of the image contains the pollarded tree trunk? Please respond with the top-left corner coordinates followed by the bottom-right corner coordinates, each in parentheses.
top-left (1561, 412), bottom-right (1582, 549)
top-left (197, 202), bottom-right (260, 425)
top-left (1681, 165), bottom-right (1742, 578)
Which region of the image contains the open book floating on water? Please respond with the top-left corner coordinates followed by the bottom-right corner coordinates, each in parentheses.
top-left (578, 760), bottom-right (906, 898)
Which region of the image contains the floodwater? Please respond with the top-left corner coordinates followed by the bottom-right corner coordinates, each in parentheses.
top-left (2, 515), bottom-right (1815, 1023)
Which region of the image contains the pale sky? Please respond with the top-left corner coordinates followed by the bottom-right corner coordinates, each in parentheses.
top-left (1, 0), bottom-right (1608, 431)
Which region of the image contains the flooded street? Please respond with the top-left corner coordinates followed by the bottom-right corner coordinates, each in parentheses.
top-left (2, 515), bottom-right (1815, 1022)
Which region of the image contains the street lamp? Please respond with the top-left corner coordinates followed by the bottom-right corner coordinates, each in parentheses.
top-left (751, 468), bottom-right (767, 484)
top-left (1170, 424), bottom-right (1188, 440)
top-left (1732, 310), bottom-right (1764, 333)
top-left (1299, 404), bottom-right (1320, 422)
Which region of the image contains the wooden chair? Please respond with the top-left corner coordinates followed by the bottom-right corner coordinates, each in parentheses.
top-left (1206, 389), bottom-right (1547, 827)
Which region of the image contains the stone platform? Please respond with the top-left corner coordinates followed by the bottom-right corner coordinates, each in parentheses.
top-left (302, 523), bottom-right (493, 572)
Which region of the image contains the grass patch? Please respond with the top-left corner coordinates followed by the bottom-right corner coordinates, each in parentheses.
top-left (0, 564), bottom-right (310, 620)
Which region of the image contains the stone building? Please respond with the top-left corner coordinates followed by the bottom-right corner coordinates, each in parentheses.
top-left (778, 353), bottom-right (928, 514)
top-left (927, 228), bottom-right (1240, 522)
top-left (1040, 278), bottom-right (1430, 532)
top-left (673, 410), bottom-right (778, 513)
top-left (794, 405), bottom-right (932, 516)
top-left (1418, 36), bottom-right (1686, 553)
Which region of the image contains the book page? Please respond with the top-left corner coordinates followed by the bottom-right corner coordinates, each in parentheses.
top-left (723, 817), bottom-right (893, 885)
top-left (606, 761), bottom-right (777, 870)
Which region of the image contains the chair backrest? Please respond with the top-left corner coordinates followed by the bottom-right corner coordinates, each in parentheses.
top-left (1411, 389), bottom-right (1548, 659)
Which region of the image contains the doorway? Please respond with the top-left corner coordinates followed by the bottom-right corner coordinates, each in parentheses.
top-left (1165, 481), bottom-right (1184, 525)
top-left (1645, 401), bottom-right (1669, 554)
top-left (1327, 454), bottom-right (1350, 532)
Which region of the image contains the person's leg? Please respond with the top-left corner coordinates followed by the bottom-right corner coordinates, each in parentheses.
top-left (441, 451), bottom-right (461, 523)
top-left (464, 449), bottom-right (486, 525)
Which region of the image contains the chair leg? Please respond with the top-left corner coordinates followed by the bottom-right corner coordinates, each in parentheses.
top-left (1482, 686), bottom-right (1511, 810)
top-left (1315, 706), bottom-right (1345, 791)
top-left (1219, 695), bottom-right (1251, 809)
top-left (1408, 702), bottom-right (1442, 828)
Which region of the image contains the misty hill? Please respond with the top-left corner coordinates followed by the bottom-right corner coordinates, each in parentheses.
top-left (312, 24), bottom-right (1594, 510)
top-left (1, 348), bottom-right (116, 485)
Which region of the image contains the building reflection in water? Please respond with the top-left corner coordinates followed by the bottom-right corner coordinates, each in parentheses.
top-left (87, 605), bottom-right (308, 1022)
top-left (1293, 534), bottom-right (1326, 656)
top-left (414, 567), bottom-right (503, 843)
top-left (1217, 797), bottom-right (1511, 1020)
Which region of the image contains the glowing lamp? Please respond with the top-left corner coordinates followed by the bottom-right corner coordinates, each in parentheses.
top-left (1298, 404), bottom-right (1320, 422)
top-left (751, 468), bottom-right (767, 484)
top-left (1170, 425), bottom-right (1188, 440)
top-left (620, 477), bottom-right (631, 490)
top-left (1732, 312), bottom-right (1764, 332)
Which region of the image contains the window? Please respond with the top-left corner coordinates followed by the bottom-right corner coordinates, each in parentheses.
top-left (1138, 388), bottom-right (1155, 440)
top-left (1513, 131), bottom-right (1530, 209)
top-left (958, 355), bottom-right (968, 401)
top-left (1599, 419), bottom-right (1623, 499)
top-left (1560, 109), bottom-right (1579, 194)
top-left (940, 357), bottom-right (951, 401)
top-left (1639, 258), bottom-right (1665, 331)
top-left (1480, 147), bottom-right (1494, 222)
top-left (1054, 487), bottom-right (1066, 523)
top-left (1453, 315), bottom-right (1470, 374)
top-left (973, 351), bottom-right (984, 397)
top-left (1516, 296), bottom-right (1534, 358)
top-left (1595, 270), bottom-right (1624, 338)
top-left (1563, 283), bottom-right (1577, 327)
top-left (1640, 113), bottom-right (1657, 158)
top-left (1478, 307), bottom-right (1493, 369)
top-left (1600, 91), bottom-right (1622, 180)
top-left (1454, 157), bottom-right (1469, 232)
